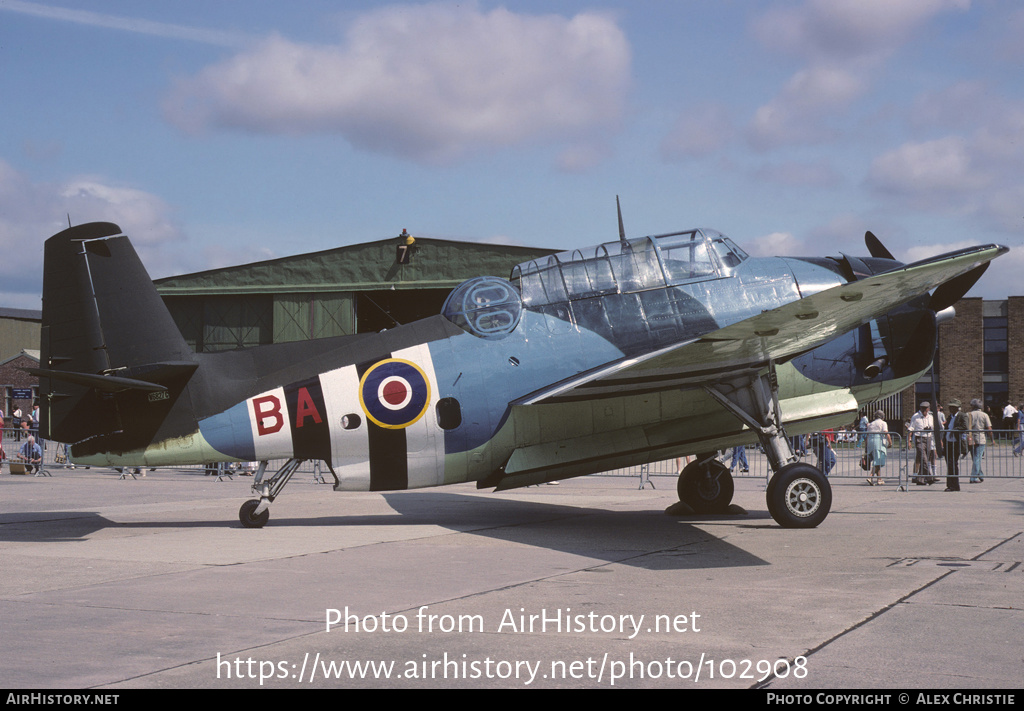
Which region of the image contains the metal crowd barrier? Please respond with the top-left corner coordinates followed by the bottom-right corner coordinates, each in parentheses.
top-left (610, 428), bottom-right (1024, 490)
top-left (1, 426), bottom-right (57, 477)
top-left (0, 427), bottom-right (331, 481)
top-left (6, 426), bottom-right (1023, 487)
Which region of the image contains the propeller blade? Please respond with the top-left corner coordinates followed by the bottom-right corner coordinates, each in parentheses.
top-left (930, 262), bottom-right (990, 311)
top-left (892, 308), bottom-right (937, 377)
top-left (865, 231), bottom-right (895, 260)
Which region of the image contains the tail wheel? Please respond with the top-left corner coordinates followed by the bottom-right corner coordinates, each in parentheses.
top-left (677, 455), bottom-right (734, 513)
top-left (767, 463), bottom-right (831, 528)
top-left (239, 499), bottom-right (270, 528)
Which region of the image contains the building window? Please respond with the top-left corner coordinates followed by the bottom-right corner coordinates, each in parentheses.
top-left (983, 316), bottom-right (1007, 374)
top-left (984, 381), bottom-right (1009, 414)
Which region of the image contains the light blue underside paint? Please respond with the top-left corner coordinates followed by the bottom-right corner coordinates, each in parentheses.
top-left (430, 309), bottom-right (624, 453)
top-left (198, 400), bottom-right (256, 460)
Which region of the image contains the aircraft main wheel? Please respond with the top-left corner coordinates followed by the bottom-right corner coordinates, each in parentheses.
top-left (677, 456), bottom-right (734, 513)
top-left (239, 499), bottom-right (270, 528)
top-left (766, 463), bottom-right (831, 528)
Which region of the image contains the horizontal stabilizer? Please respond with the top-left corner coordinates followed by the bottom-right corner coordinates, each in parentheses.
top-left (24, 362), bottom-right (198, 393)
top-left (26, 368), bottom-right (165, 393)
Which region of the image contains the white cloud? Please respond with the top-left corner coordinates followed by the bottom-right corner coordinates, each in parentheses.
top-left (164, 4), bottom-right (631, 165)
top-left (0, 159), bottom-right (188, 304)
top-left (868, 137), bottom-right (990, 199)
top-left (868, 89), bottom-right (1024, 232)
top-left (748, 66), bottom-right (866, 150)
top-left (59, 179), bottom-right (183, 247)
top-left (742, 231), bottom-right (805, 257)
top-left (753, 0), bottom-right (970, 64)
top-left (746, 0), bottom-right (969, 151)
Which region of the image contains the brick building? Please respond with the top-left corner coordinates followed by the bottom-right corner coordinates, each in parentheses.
top-left (0, 349), bottom-right (39, 427)
top-left (903, 297), bottom-right (1023, 424)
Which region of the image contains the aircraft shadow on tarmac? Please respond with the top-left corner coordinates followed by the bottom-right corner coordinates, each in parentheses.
top-left (1001, 498), bottom-right (1024, 516)
top-left (0, 492), bottom-right (771, 570)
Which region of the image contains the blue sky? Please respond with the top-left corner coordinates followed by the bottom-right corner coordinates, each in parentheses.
top-left (2, 0), bottom-right (1022, 308)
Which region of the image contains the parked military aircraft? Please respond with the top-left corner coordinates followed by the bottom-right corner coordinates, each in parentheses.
top-left (33, 218), bottom-right (1006, 528)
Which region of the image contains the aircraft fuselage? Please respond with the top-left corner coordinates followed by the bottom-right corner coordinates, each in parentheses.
top-left (71, 229), bottom-right (920, 492)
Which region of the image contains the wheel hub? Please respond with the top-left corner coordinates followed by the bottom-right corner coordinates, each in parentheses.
top-left (698, 474), bottom-right (721, 500)
top-left (785, 479), bottom-right (820, 516)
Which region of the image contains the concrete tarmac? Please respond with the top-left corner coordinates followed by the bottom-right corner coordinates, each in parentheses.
top-left (1, 467), bottom-right (1020, 690)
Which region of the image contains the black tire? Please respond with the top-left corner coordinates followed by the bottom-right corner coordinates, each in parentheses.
top-left (766, 463), bottom-right (831, 528)
top-left (239, 499), bottom-right (270, 528)
top-left (677, 455), bottom-right (734, 513)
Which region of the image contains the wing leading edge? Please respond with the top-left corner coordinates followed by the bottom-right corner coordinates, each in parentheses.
top-left (516, 243), bottom-right (1008, 405)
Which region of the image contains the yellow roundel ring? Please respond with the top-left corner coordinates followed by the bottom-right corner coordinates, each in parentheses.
top-left (358, 358), bottom-right (432, 430)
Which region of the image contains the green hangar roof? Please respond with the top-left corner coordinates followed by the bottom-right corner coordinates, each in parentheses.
top-left (152, 235), bottom-right (562, 351)
top-left (154, 235), bottom-right (561, 295)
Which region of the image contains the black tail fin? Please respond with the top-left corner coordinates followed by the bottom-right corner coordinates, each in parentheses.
top-left (36, 223), bottom-right (197, 446)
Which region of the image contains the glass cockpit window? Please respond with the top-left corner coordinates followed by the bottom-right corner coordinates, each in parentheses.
top-left (511, 229), bottom-right (741, 307)
top-left (604, 238), bottom-right (666, 293)
top-left (724, 237), bottom-right (748, 261)
top-left (584, 248), bottom-right (617, 296)
top-left (711, 239), bottom-right (740, 268)
top-left (657, 232), bottom-right (717, 282)
top-left (710, 235), bottom-right (748, 270)
top-left (514, 258), bottom-right (567, 307)
top-left (559, 251), bottom-right (594, 299)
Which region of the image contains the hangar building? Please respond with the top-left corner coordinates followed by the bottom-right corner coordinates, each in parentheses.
top-left (154, 235), bottom-right (561, 352)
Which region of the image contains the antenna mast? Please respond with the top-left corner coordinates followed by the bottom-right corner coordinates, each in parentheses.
top-left (616, 195), bottom-right (627, 244)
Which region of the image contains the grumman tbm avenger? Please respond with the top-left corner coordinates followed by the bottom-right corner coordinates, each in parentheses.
top-left (33, 215), bottom-right (1006, 528)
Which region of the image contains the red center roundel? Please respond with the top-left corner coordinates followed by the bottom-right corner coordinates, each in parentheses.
top-left (382, 380), bottom-right (406, 405)
top-left (379, 376), bottom-right (412, 410)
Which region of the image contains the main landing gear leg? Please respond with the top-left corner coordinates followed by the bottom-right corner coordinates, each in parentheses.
top-left (239, 458), bottom-right (304, 528)
top-left (702, 363), bottom-right (832, 528)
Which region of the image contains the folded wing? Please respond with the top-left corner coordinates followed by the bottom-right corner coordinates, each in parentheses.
top-left (516, 243), bottom-right (1008, 405)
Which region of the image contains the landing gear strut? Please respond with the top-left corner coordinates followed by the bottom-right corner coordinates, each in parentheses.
top-left (239, 458), bottom-right (304, 528)
top-left (700, 362), bottom-right (833, 528)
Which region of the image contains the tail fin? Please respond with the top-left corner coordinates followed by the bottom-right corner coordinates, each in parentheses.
top-left (36, 223), bottom-right (197, 446)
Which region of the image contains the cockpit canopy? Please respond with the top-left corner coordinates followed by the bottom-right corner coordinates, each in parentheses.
top-left (510, 229), bottom-right (747, 307)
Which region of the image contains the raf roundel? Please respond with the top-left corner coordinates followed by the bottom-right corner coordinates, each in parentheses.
top-left (358, 359), bottom-right (432, 429)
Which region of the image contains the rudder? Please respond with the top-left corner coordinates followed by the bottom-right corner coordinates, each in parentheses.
top-left (36, 223), bottom-right (198, 446)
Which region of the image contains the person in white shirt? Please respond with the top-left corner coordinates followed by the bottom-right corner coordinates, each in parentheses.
top-left (1002, 402), bottom-right (1017, 441)
top-left (968, 399), bottom-right (993, 483)
top-left (909, 401), bottom-right (937, 485)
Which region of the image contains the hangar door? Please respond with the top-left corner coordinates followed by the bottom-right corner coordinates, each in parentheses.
top-left (273, 293), bottom-right (356, 342)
